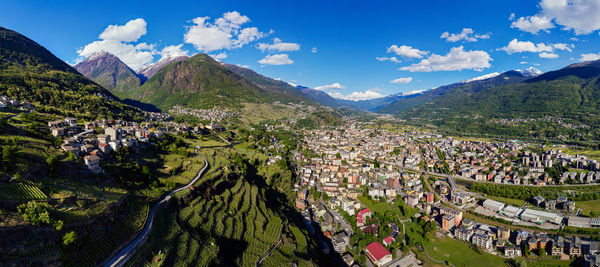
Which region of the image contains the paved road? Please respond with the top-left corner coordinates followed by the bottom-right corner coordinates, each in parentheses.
top-left (104, 157), bottom-right (209, 267)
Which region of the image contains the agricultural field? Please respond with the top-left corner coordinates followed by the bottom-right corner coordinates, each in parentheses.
top-left (0, 181), bottom-right (46, 201)
top-left (128, 147), bottom-right (321, 266)
top-left (66, 197), bottom-right (149, 267)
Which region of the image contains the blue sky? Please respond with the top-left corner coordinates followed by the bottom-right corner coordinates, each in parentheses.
top-left (2, 0), bottom-right (600, 100)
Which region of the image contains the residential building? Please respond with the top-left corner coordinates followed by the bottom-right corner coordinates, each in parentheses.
top-left (365, 242), bottom-right (392, 267)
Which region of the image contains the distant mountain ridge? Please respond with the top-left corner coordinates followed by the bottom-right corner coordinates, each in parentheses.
top-left (74, 51), bottom-right (145, 98)
top-left (125, 53), bottom-right (315, 110)
top-left (396, 59), bottom-right (600, 142)
top-left (378, 68), bottom-right (541, 114)
top-left (138, 55), bottom-right (189, 79)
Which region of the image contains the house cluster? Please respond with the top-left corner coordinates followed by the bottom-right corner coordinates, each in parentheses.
top-left (48, 117), bottom-right (196, 174)
top-left (0, 96), bottom-right (32, 110)
top-left (436, 204), bottom-right (599, 263)
top-left (532, 195), bottom-right (576, 213)
top-left (50, 118), bottom-right (160, 173)
top-left (168, 105), bottom-right (238, 121)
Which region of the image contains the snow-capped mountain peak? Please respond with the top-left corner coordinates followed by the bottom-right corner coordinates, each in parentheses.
top-left (515, 67), bottom-right (542, 77)
top-left (460, 72), bottom-right (501, 83)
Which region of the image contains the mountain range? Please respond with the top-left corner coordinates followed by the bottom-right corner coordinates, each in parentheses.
top-left (0, 27), bottom-right (143, 120)
top-left (74, 51), bottom-right (145, 98)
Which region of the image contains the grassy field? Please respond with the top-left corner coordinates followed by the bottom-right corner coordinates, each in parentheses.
top-left (358, 196), bottom-right (394, 215)
top-left (421, 237), bottom-right (506, 267)
top-left (576, 199), bottom-right (600, 217)
top-left (240, 103), bottom-right (297, 124)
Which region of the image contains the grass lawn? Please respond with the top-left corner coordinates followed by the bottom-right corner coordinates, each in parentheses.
top-left (527, 258), bottom-right (572, 267)
top-left (423, 236), bottom-right (506, 267)
top-left (576, 199), bottom-right (600, 217)
top-left (358, 196), bottom-right (394, 215)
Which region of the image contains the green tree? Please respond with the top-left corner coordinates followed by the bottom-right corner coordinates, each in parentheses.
top-left (62, 231), bottom-right (78, 247)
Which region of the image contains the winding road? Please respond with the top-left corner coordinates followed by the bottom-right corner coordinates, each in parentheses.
top-left (103, 157), bottom-right (209, 267)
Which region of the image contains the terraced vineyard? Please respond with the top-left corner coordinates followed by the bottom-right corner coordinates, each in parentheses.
top-left (66, 198), bottom-right (149, 267)
top-left (130, 148), bottom-right (319, 266)
top-left (0, 181), bottom-right (47, 201)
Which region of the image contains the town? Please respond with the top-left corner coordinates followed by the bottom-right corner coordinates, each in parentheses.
top-left (292, 121), bottom-right (600, 266)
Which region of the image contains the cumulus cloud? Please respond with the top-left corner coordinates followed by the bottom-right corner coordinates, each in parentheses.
top-left (77, 18), bottom-right (156, 70)
top-left (184, 11), bottom-right (266, 52)
top-left (208, 52), bottom-right (228, 60)
top-left (499, 39), bottom-right (572, 59)
top-left (390, 77), bottom-right (413, 84)
top-left (440, 28), bottom-right (490, 42)
top-left (580, 53), bottom-right (600, 61)
top-left (311, 47), bottom-right (318, 53)
top-left (99, 18), bottom-right (147, 42)
top-left (387, 45), bottom-right (428, 58)
top-left (499, 39), bottom-right (553, 54)
top-left (158, 44), bottom-right (189, 59)
top-left (398, 46), bottom-right (491, 72)
top-left (510, 15), bottom-right (555, 34)
top-left (539, 52), bottom-right (559, 58)
top-left (512, 0), bottom-right (600, 35)
top-left (376, 56), bottom-right (402, 63)
top-left (314, 83), bottom-right (345, 90)
top-left (257, 38), bottom-right (300, 52)
top-left (258, 54), bottom-right (294, 65)
top-left (328, 89), bottom-right (384, 101)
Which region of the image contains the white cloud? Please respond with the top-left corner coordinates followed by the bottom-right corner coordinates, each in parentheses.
top-left (208, 52), bottom-right (228, 60)
top-left (510, 15), bottom-right (554, 34)
top-left (236, 63), bottom-right (250, 68)
top-left (580, 53), bottom-right (600, 61)
top-left (552, 43), bottom-right (573, 52)
top-left (257, 38), bottom-right (300, 52)
top-left (222, 11), bottom-right (250, 25)
top-left (314, 82), bottom-right (345, 90)
top-left (539, 52), bottom-right (559, 58)
top-left (376, 56), bottom-right (402, 63)
top-left (520, 61), bottom-right (529, 64)
top-left (499, 39), bottom-right (556, 53)
top-left (258, 54), bottom-right (294, 65)
top-left (499, 39), bottom-right (572, 59)
top-left (99, 18), bottom-right (147, 42)
top-left (399, 46), bottom-right (491, 72)
top-left (311, 47), bottom-right (318, 53)
top-left (159, 44), bottom-right (189, 59)
top-left (513, 0), bottom-right (600, 35)
top-left (77, 18), bottom-right (157, 70)
top-left (509, 13), bottom-right (516, 21)
top-left (390, 77), bottom-right (413, 84)
top-left (387, 45), bottom-right (428, 58)
top-left (440, 28), bottom-right (490, 42)
top-left (329, 89), bottom-right (384, 101)
top-left (184, 11), bottom-right (266, 52)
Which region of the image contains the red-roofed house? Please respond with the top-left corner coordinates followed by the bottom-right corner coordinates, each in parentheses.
top-left (365, 242), bottom-right (392, 267)
top-left (383, 236), bottom-right (394, 246)
top-left (356, 208), bottom-right (372, 227)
